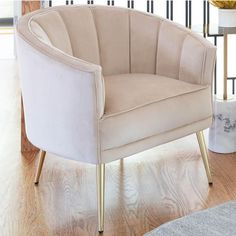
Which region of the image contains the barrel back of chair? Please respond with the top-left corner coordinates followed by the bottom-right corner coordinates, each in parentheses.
top-left (28, 5), bottom-right (165, 76)
top-left (22, 5), bottom-right (213, 82)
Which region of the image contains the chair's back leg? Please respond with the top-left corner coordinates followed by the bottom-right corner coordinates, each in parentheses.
top-left (97, 163), bottom-right (105, 233)
top-left (34, 150), bottom-right (46, 184)
top-left (196, 131), bottom-right (213, 185)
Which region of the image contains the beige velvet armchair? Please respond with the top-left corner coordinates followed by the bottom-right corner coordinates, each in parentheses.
top-left (16, 5), bottom-right (216, 232)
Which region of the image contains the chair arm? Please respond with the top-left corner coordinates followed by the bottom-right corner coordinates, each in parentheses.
top-left (16, 34), bottom-right (104, 164)
top-left (179, 32), bottom-right (216, 86)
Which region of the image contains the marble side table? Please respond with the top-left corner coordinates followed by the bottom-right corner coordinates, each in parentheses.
top-left (209, 97), bottom-right (236, 153)
top-left (207, 26), bottom-right (236, 153)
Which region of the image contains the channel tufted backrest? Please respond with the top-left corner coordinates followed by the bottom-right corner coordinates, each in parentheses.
top-left (27, 5), bottom-right (214, 84)
top-left (29, 5), bottom-right (164, 76)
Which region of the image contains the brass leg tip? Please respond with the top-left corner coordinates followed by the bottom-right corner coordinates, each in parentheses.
top-left (98, 227), bottom-right (104, 233)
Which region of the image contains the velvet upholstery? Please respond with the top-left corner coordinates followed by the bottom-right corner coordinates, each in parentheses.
top-left (102, 74), bottom-right (212, 151)
top-left (130, 11), bottom-right (161, 74)
top-left (57, 6), bottom-right (100, 65)
top-left (16, 5), bottom-right (216, 164)
top-left (32, 10), bottom-right (73, 55)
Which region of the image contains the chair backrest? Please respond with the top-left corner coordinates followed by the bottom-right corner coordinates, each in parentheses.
top-left (19, 5), bottom-right (213, 83)
top-left (27, 5), bottom-right (166, 76)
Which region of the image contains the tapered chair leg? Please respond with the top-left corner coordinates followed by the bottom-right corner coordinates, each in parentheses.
top-left (97, 163), bottom-right (105, 233)
top-left (196, 131), bottom-right (213, 185)
top-left (34, 150), bottom-right (46, 185)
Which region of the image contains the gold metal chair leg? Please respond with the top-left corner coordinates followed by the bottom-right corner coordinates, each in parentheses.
top-left (97, 163), bottom-right (105, 233)
top-left (196, 131), bottom-right (213, 185)
top-left (34, 150), bottom-right (46, 185)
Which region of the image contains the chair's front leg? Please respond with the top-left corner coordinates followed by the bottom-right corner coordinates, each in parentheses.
top-left (97, 163), bottom-right (105, 233)
top-left (34, 150), bottom-right (46, 184)
top-left (196, 131), bottom-right (213, 185)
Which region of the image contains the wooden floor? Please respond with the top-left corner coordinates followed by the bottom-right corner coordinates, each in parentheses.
top-left (1, 59), bottom-right (236, 236)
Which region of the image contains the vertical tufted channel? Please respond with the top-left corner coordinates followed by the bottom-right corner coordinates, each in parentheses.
top-left (156, 20), bottom-right (188, 79)
top-left (130, 11), bottom-right (161, 74)
top-left (179, 33), bottom-right (216, 85)
top-left (30, 21), bottom-right (52, 46)
top-left (90, 6), bottom-right (130, 76)
top-left (179, 35), bottom-right (206, 84)
top-left (58, 6), bottom-right (100, 65)
top-left (31, 10), bottom-right (73, 56)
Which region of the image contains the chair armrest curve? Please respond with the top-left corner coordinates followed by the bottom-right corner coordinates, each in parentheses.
top-left (16, 34), bottom-right (104, 164)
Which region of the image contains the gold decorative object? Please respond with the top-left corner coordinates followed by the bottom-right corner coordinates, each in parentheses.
top-left (209, 0), bottom-right (236, 9)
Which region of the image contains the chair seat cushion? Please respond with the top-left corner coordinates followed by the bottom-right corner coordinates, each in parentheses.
top-left (100, 73), bottom-right (212, 151)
